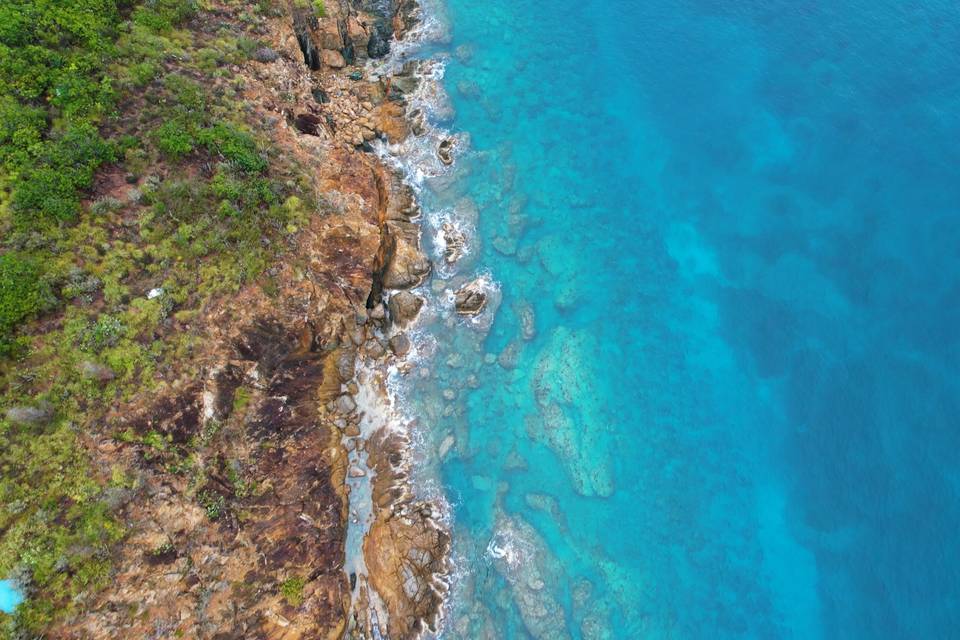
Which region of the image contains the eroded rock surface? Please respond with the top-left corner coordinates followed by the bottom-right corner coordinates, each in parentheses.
top-left (488, 512), bottom-right (572, 640)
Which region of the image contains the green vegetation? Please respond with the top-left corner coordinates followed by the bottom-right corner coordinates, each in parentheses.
top-left (0, 0), bottom-right (320, 636)
top-left (0, 253), bottom-right (51, 355)
top-left (280, 575), bottom-right (306, 606)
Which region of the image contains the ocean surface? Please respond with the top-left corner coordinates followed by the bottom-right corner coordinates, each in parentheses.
top-left (382, 0), bottom-right (960, 638)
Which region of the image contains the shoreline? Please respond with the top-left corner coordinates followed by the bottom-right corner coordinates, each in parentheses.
top-left (21, 0), bottom-right (462, 637)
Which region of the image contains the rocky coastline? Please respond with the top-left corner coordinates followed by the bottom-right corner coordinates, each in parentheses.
top-left (47, 1), bottom-right (455, 638)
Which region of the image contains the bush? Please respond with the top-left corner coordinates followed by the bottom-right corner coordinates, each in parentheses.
top-left (11, 125), bottom-right (116, 226)
top-left (0, 252), bottom-right (50, 354)
top-left (153, 119), bottom-right (196, 157)
top-left (199, 123), bottom-right (267, 173)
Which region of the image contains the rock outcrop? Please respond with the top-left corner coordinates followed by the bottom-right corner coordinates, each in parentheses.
top-left (455, 279), bottom-right (488, 316)
top-left (388, 291), bottom-right (424, 326)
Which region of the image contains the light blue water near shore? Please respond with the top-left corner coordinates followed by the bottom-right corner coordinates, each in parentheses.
top-left (393, 0), bottom-right (960, 637)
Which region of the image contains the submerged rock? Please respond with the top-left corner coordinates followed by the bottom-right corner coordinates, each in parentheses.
top-left (488, 513), bottom-right (572, 639)
top-left (530, 327), bottom-right (615, 497)
top-left (516, 300), bottom-right (537, 340)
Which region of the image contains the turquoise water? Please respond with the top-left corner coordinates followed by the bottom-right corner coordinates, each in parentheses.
top-left (393, 0), bottom-right (960, 637)
top-left (0, 580), bottom-right (22, 614)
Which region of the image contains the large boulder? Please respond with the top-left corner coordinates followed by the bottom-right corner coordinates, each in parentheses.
top-left (388, 291), bottom-right (424, 326)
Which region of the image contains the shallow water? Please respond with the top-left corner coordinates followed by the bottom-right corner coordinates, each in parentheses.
top-left (389, 0), bottom-right (960, 637)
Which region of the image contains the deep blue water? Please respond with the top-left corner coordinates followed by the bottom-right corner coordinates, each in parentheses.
top-left (398, 0), bottom-right (960, 637)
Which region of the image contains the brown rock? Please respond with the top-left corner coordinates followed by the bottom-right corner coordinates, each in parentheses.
top-left (347, 17), bottom-right (369, 49)
top-left (321, 49), bottom-right (346, 68)
top-left (318, 23), bottom-right (344, 50)
top-left (455, 280), bottom-right (487, 316)
top-left (441, 222), bottom-right (466, 264)
top-left (388, 291), bottom-right (424, 326)
top-left (388, 333), bottom-right (411, 357)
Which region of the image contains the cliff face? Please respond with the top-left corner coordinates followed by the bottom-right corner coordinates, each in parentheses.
top-left (43, 1), bottom-right (446, 638)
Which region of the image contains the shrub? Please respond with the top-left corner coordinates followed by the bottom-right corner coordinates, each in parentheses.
top-left (153, 119), bottom-right (196, 157)
top-left (199, 123), bottom-right (267, 173)
top-left (0, 252), bottom-right (50, 354)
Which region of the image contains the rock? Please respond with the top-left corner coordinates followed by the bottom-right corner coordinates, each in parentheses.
top-left (497, 340), bottom-right (521, 369)
top-left (391, 74), bottom-right (419, 96)
top-left (321, 49), bottom-right (346, 68)
top-left (292, 10), bottom-right (321, 70)
top-left (318, 23), bottom-right (344, 50)
top-left (438, 434), bottom-right (455, 460)
top-left (294, 112), bottom-right (323, 136)
top-left (79, 361), bottom-right (116, 382)
top-left (349, 467), bottom-right (366, 478)
top-left (366, 340), bottom-right (386, 359)
top-left (388, 333), bottom-right (411, 357)
top-left (367, 24), bottom-right (390, 58)
top-left (388, 291), bottom-right (424, 326)
top-left (437, 138), bottom-right (455, 165)
top-left (5, 404), bottom-right (52, 426)
top-left (382, 246), bottom-right (431, 290)
top-left (346, 17), bottom-right (369, 49)
top-left (454, 280), bottom-right (487, 316)
top-left (334, 394), bottom-right (357, 414)
top-left (441, 223), bottom-right (466, 265)
top-left (516, 300), bottom-right (536, 340)
top-left (349, 70), bottom-right (363, 81)
top-left (336, 350), bottom-right (357, 381)
top-left (344, 423), bottom-right (361, 437)
top-left (253, 47), bottom-right (279, 63)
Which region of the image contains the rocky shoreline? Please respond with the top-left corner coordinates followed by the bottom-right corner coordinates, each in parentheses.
top-left (48, 1), bottom-right (455, 638)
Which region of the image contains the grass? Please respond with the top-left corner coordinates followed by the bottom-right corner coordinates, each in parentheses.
top-left (280, 575), bottom-right (306, 606)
